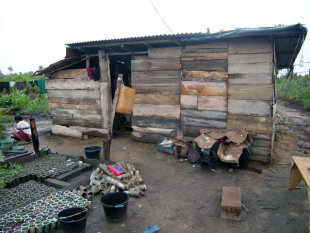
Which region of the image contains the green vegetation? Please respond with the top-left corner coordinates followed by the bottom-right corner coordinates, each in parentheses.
top-left (0, 72), bottom-right (47, 82)
top-left (277, 75), bottom-right (310, 109)
top-left (0, 163), bottom-right (24, 189)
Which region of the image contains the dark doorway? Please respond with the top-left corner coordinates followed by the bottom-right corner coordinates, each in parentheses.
top-left (109, 55), bottom-right (132, 132)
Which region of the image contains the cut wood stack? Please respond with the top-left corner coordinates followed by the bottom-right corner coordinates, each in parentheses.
top-left (131, 48), bottom-right (182, 142)
top-left (181, 42), bottom-right (228, 137)
top-left (46, 68), bottom-right (103, 128)
top-left (227, 39), bottom-right (274, 163)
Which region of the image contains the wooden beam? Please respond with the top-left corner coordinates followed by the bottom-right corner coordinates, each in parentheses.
top-left (121, 44), bottom-right (132, 51)
top-left (181, 81), bottom-right (227, 96)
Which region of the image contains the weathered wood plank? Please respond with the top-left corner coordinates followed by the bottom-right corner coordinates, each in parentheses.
top-left (228, 84), bottom-right (273, 101)
top-left (49, 97), bottom-right (100, 105)
top-left (183, 48), bottom-right (227, 54)
top-left (227, 114), bottom-right (273, 134)
top-left (250, 152), bottom-right (271, 163)
top-left (51, 108), bottom-right (101, 121)
top-left (46, 79), bottom-right (98, 90)
top-left (221, 186), bottom-right (241, 221)
top-left (181, 60), bottom-right (228, 72)
top-left (185, 42), bottom-right (228, 49)
top-left (53, 117), bottom-right (103, 128)
top-left (131, 131), bottom-right (166, 143)
top-left (132, 70), bottom-right (180, 79)
top-left (251, 146), bottom-right (271, 157)
top-left (48, 89), bottom-right (100, 99)
top-left (132, 126), bottom-right (173, 134)
top-left (228, 100), bottom-right (271, 116)
top-left (228, 63), bottom-right (272, 74)
top-left (182, 71), bottom-right (228, 82)
top-left (50, 69), bottom-right (88, 79)
top-left (131, 58), bottom-right (181, 71)
top-left (69, 126), bottom-right (108, 136)
top-left (132, 116), bottom-right (180, 129)
top-left (181, 95), bottom-right (197, 109)
top-left (181, 81), bottom-right (227, 96)
top-left (252, 140), bottom-right (271, 148)
top-left (252, 133), bottom-right (272, 141)
top-left (228, 73), bottom-right (272, 85)
top-left (48, 103), bottom-right (101, 111)
top-left (181, 53), bottom-right (228, 60)
top-left (135, 93), bottom-right (179, 105)
top-left (181, 109), bottom-right (227, 120)
top-left (198, 96), bottom-right (227, 111)
top-left (181, 116), bottom-right (226, 128)
top-left (228, 39), bottom-right (272, 54)
top-left (148, 47), bottom-right (182, 58)
top-left (133, 104), bottom-right (180, 119)
top-left (133, 83), bottom-right (180, 94)
top-left (228, 53), bottom-right (273, 64)
top-left (132, 77), bottom-right (179, 85)
top-left (52, 125), bottom-right (82, 139)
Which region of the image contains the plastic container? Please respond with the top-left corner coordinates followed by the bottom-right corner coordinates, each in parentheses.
top-left (0, 139), bottom-right (13, 152)
top-left (84, 146), bottom-right (101, 159)
top-left (101, 192), bottom-right (129, 223)
top-left (116, 86), bottom-right (135, 114)
top-left (57, 207), bottom-right (88, 233)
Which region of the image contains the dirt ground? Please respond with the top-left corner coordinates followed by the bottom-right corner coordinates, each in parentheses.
top-left (20, 130), bottom-right (309, 233)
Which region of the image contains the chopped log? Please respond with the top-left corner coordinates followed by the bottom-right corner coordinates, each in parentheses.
top-left (228, 73), bottom-right (272, 85)
top-left (132, 70), bottom-right (180, 79)
top-left (132, 116), bottom-right (180, 129)
top-left (50, 68), bottom-right (88, 79)
top-left (228, 63), bottom-right (272, 74)
top-left (198, 96), bottom-right (227, 111)
top-left (228, 53), bottom-right (273, 64)
top-left (132, 126), bottom-right (173, 135)
top-left (133, 104), bottom-right (180, 119)
top-left (181, 60), bottom-right (228, 72)
top-left (227, 114), bottom-right (273, 134)
top-left (228, 39), bottom-right (272, 54)
top-left (182, 70), bottom-right (228, 82)
top-left (51, 124), bottom-right (83, 139)
top-left (48, 89), bottom-right (100, 99)
top-left (221, 186), bottom-right (241, 221)
top-left (46, 79), bottom-right (98, 90)
top-left (131, 58), bottom-right (181, 71)
top-left (185, 42), bottom-right (228, 49)
top-left (228, 100), bottom-right (271, 116)
top-left (148, 47), bottom-right (182, 58)
top-left (181, 81), bottom-right (227, 96)
top-left (228, 84), bottom-right (273, 101)
top-left (135, 93), bottom-right (179, 105)
top-left (69, 126), bottom-right (108, 137)
top-left (181, 95), bottom-right (198, 109)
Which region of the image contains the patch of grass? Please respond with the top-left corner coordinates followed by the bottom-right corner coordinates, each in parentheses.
top-left (277, 75), bottom-right (310, 109)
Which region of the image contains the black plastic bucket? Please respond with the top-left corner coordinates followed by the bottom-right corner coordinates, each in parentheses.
top-left (84, 146), bottom-right (101, 159)
top-left (101, 192), bottom-right (129, 223)
top-left (57, 207), bottom-right (88, 233)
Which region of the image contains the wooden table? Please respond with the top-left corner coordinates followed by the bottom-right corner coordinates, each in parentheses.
top-left (289, 156), bottom-right (310, 232)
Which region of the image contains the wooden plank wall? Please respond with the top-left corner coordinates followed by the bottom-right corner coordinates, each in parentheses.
top-left (227, 38), bottom-right (274, 163)
top-left (131, 49), bottom-right (182, 142)
top-left (181, 42), bottom-right (228, 137)
top-left (46, 69), bottom-right (103, 128)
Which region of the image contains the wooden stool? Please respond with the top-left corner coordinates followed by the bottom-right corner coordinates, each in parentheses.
top-left (221, 186), bottom-right (241, 221)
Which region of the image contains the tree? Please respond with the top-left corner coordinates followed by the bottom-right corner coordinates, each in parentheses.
top-left (8, 66), bottom-right (13, 73)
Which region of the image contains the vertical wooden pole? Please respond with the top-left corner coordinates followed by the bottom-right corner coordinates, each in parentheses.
top-left (30, 118), bottom-right (40, 153)
top-left (103, 74), bottom-right (123, 161)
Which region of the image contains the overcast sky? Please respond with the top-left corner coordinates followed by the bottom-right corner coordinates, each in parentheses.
top-left (0, 0), bottom-right (309, 75)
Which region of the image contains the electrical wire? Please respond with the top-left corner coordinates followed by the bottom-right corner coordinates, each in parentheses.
top-left (148, 0), bottom-right (174, 34)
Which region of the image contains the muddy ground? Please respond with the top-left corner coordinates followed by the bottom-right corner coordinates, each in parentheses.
top-left (19, 131), bottom-right (308, 233)
top-left (9, 100), bottom-right (310, 233)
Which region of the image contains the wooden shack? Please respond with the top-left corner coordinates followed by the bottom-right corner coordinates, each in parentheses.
top-left (36, 24), bottom-right (307, 163)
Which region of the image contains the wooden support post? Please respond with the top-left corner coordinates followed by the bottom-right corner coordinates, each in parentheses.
top-left (30, 118), bottom-right (40, 153)
top-left (103, 74), bottom-right (123, 161)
